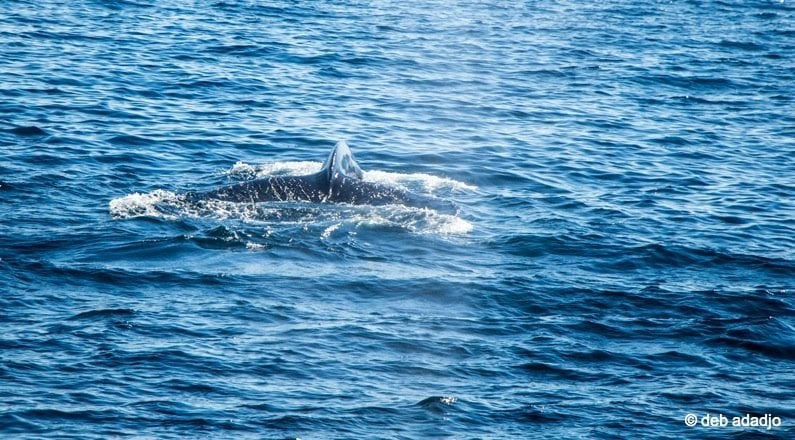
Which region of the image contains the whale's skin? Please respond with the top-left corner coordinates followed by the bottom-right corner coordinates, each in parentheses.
top-left (191, 141), bottom-right (455, 212)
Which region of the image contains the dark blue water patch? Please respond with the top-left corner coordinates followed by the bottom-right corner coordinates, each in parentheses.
top-left (709, 334), bottom-right (794, 361)
top-left (91, 347), bottom-right (229, 374)
top-left (205, 42), bottom-right (286, 58)
top-left (92, 0), bottom-right (154, 10)
top-left (1, 257), bottom-right (229, 288)
top-left (190, 227), bottom-right (254, 251)
top-left (0, 413), bottom-right (45, 435)
top-left (4, 125), bottom-right (48, 137)
top-left (609, 244), bottom-right (795, 276)
top-left (41, 76), bottom-right (90, 87)
top-left (506, 406), bottom-right (571, 425)
top-left (91, 151), bottom-right (161, 168)
top-left (107, 134), bottom-right (155, 146)
top-left (175, 78), bottom-right (230, 89)
top-left (644, 350), bottom-right (716, 369)
top-left (21, 29), bottom-right (112, 43)
top-left (718, 39), bottom-right (767, 52)
top-left (516, 361), bottom-right (609, 382)
top-left (634, 73), bottom-right (739, 91)
top-left (67, 308), bottom-right (136, 321)
top-left (704, 316), bottom-right (795, 362)
top-left (229, 98), bottom-right (277, 109)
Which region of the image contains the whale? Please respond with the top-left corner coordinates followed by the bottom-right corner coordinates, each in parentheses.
top-left (190, 141), bottom-right (456, 212)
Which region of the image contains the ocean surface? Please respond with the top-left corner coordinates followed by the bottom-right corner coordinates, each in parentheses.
top-left (1, 0), bottom-right (794, 438)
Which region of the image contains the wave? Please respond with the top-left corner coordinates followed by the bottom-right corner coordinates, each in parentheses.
top-left (4, 126), bottom-right (48, 137)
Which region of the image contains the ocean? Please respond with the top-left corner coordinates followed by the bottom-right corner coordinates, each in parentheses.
top-left (1, 0), bottom-right (793, 438)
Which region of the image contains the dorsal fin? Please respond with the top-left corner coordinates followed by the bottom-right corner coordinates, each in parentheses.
top-left (320, 140), bottom-right (364, 181)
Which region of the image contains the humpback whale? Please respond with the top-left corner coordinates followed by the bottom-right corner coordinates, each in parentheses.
top-left (191, 141), bottom-right (455, 212)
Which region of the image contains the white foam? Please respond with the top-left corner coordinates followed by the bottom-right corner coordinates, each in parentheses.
top-left (364, 170), bottom-right (477, 192)
top-left (439, 396), bottom-right (458, 405)
top-left (431, 215), bottom-right (474, 235)
top-left (245, 242), bottom-right (268, 251)
top-left (110, 190), bottom-right (472, 236)
top-left (346, 205), bottom-right (473, 235)
top-left (108, 189), bottom-right (183, 220)
top-left (321, 222), bottom-right (342, 239)
top-left (225, 161), bottom-right (321, 180)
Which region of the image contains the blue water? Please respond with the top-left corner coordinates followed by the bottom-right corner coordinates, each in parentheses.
top-left (2, 0), bottom-right (794, 438)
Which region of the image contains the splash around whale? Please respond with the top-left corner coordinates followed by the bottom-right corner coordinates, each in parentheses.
top-left (189, 141), bottom-right (457, 213)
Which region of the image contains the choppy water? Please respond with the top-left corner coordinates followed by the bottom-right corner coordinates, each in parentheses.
top-left (2, 0), bottom-right (794, 438)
